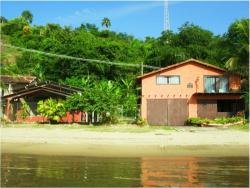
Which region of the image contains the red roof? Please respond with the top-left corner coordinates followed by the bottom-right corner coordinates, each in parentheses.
top-left (137, 58), bottom-right (226, 79)
top-left (0, 75), bottom-right (36, 84)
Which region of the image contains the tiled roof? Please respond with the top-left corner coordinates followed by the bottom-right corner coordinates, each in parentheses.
top-left (0, 75), bottom-right (37, 84)
top-left (137, 58), bottom-right (226, 79)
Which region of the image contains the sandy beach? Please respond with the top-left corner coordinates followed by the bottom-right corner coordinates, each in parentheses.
top-left (1, 127), bottom-right (249, 157)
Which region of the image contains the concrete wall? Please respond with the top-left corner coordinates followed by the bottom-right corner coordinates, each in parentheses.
top-left (16, 111), bottom-right (85, 123)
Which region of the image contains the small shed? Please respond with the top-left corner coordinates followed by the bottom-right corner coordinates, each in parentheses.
top-left (1, 81), bottom-right (83, 123)
top-left (0, 75), bottom-right (37, 96)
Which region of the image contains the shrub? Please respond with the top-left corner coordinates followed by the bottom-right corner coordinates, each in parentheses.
top-left (186, 116), bottom-right (245, 126)
top-left (134, 116), bottom-right (148, 126)
top-left (37, 98), bottom-right (66, 123)
top-left (186, 117), bottom-right (210, 126)
top-left (211, 116), bottom-right (245, 124)
top-left (20, 101), bottom-right (30, 119)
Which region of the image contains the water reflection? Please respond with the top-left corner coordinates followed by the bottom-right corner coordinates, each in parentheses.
top-left (1, 153), bottom-right (249, 187)
top-left (141, 157), bottom-right (203, 187)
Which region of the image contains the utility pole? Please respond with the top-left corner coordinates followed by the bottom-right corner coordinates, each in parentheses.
top-left (164, 0), bottom-right (170, 31)
top-left (141, 62), bottom-right (143, 75)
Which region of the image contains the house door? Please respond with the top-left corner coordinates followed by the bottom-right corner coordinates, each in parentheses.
top-left (147, 99), bottom-right (188, 126)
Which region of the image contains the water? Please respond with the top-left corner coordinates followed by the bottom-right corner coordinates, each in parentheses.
top-left (1, 153), bottom-right (249, 187)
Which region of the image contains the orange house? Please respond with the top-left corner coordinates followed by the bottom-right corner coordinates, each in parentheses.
top-left (138, 59), bottom-right (244, 125)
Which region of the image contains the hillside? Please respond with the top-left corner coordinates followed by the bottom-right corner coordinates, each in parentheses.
top-left (0, 14), bottom-right (248, 117)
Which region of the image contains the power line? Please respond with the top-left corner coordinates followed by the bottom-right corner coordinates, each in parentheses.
top-left (2, 43), bottom-right (160, 70)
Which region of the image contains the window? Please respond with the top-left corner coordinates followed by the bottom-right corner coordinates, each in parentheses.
top-left (156, 76), bottom-right (168, 84)
top-left (204, 76), bottom-right (229, 93)
top-left (156, 76), bottom-right (180, 85)
top-left (219, 77), bottom-right (229, 93)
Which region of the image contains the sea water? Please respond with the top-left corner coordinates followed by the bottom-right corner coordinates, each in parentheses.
top-left (1, 153), bottom-right (249, 187)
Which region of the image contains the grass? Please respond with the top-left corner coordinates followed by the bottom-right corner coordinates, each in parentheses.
top-left (1, 123), bottom-right (177, 133)
top-left (229, 124), bottom-right (249, 131)
top-left (3, 122), bottom-right (248, 132)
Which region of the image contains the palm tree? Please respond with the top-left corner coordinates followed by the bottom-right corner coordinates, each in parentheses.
top-left (225, 19), bottom-right (249, 77)
top-left (21, 10), bottom-right (33, 24)
top-left (101, 17), bottom-right (111, 30)
top-left (0, 16), bottom-right (7, 23)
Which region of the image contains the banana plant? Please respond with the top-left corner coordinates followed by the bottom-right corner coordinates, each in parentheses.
top-left (37, 98), bottom-right (66, 123)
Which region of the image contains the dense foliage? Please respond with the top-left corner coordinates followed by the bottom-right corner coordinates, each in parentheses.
top-left (64, 79), bottom-right (137, 123)
top-left (37, 98), bottom-right (66, 123)
top-left (1, 11), bottom-right (249, 120)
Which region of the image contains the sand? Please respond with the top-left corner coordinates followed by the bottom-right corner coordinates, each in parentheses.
top-left (1, 127), bottom-right (249, 157)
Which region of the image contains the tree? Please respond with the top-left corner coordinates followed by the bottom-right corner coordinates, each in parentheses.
top-left (1, 17), bottom-right (28, 35)
top-left (102, 17), bottom-right (111, 29)
top-left (0, 16), bottom-right (7, 23)
top-left (177, 22), bottom-right (213, 46)
top-left (225, 19), bottom-right (249, 77)
top-left (21, 10), bottom-right (33, 24)
top-left (64, 80), bottom-right (122, 124)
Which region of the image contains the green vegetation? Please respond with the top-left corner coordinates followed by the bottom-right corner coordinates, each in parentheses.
top-left (2, 123), bottom-right (176, 133)
top-left (186, 116), bottom-right (246, 126)
top-left (63, 79), bottom-right (137, 123)
top-left (0, 16), bottom-right (8, 23)
top-left (229, 124), bottom-right (249, 131)
top-left (102, 17), bottom-right (111, 30)
top-left (37, 98), bottom-right (66, 123)
top-left (133, 116), bottom-right (148, 126)
top-left (18, 100), bottom-right (30, 119)
top-left (21, 10), bottom-right (33, 24)
top-left (0, 10), bottom-right (249, 122)
top-left (186, 117), bottom-right (211, 125)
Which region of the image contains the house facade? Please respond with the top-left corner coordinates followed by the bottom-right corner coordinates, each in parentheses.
top-left (138, 59), bottom-right (244, 125)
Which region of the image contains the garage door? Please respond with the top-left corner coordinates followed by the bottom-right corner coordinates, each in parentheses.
top-left (147, 99), bottom-right (188, 126)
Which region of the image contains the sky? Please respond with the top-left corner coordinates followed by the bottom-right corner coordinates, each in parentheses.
top-left (1, 1), bottom-right (249, 39)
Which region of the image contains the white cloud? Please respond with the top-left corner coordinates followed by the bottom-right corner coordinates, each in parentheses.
top-left (54, 2), bottom-right (162, 27)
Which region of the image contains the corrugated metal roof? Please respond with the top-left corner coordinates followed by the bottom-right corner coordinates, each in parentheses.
top-left (2, 81), bottom-right (82, 100)
top-left (0, 75), bottom-right (36, 84)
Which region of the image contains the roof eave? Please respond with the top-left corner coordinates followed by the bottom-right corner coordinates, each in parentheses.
top-left (137, 58), bottom-right (227, 80)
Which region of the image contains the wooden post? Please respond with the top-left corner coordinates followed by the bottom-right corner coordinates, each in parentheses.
top-left (6, 98), bottom-right (12, 121)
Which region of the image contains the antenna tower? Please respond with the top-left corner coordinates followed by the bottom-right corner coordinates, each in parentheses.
top-left (164, 0), bottom-right (170, 31)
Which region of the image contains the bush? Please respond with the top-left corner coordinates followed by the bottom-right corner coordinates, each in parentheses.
top-left (134, 116), bottom-right (148, 126)
top-left (186, 116), bottom-right (245, 126)
top-left (211, 116), bottom-right (245, 124)
top-left (186, 117), bottom-right (210, 126)
top-left (37, 98), bottom-right (66, 123)
top-left (100, 112), bottom-right (119, 124)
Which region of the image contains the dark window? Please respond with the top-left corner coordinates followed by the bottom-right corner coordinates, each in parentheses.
top-left (204, 76), bottom-right (229, 93)
top-left (218, 100), bottom-right (245, 113)
top-left (217, 100), bottom-right (233, 112)
top-left (156, 76), bottom-right (180, 85)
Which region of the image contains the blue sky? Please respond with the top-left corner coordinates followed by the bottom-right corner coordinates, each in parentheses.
top-left (1, 1), bottom-right (249, 39)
